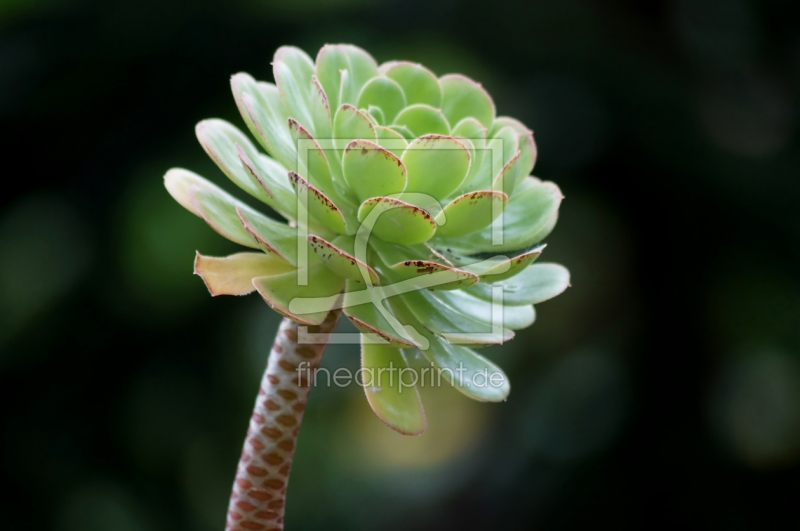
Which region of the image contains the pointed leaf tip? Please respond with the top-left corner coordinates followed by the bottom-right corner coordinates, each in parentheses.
top-left (194, 251), bottom-right (294, 296)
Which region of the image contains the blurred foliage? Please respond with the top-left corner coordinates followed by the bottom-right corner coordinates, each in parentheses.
top-left (1, 0), bottom-right (800, 529)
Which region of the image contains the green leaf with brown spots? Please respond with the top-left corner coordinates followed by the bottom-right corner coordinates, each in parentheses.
top-left (357, 196), bottom-right (437, 245)
top-left (342, 140), bottom-right (407, 203)
top-left (435, 190), bottom-right (507, 237)
top-left (307, 234), bottom-right (378, 284)
top-left (288, 171), bottom-right (349, 235)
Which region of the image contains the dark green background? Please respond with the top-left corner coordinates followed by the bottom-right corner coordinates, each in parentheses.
top-left (2, 0), bottom-right (800, 529)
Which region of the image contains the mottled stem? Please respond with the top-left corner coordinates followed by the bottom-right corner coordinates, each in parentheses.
top-left (225, 310), bottom-right (340, 531)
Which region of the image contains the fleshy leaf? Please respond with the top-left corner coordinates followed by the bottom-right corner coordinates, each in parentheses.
top-left (437, 178), bottom-right (563, 252)
top-left (439, 74), bottom-right (496, 128)
top-left (435, 190), bottom-right (507, 237)
top-left (388, 124), bottom-right (413, 139)
top-left (490, 125), bottom-right (519, 168)
top-left (367, 105), bottom-right (385, 125)
top-left (400, 289), bottom-right (513, 346)
top-left (361, 339), bottom-right (426, 435)
top-left (393, 104), bottom-right (450, 136)
top-left (382, 62), bottom-right (442, 107)
top-left (333, 104), bottom-right (376, 152)
top-left (231, 73), bottom-right (297, 170)
top-left (308, 234), bottom-right (378, 284)
top-left (187, 184), bottom-right (260, 249)
top-left (357, 196), bottom-right (436, 245)
top-left (466, 263), bottom-right (571, 306)
top-left (357, 76), bottom-right (407, 124)
top-left (451, 117), bottom-right (487, 149)
top-left (388, 259), bottom-right (478, 291)
top-left (343, 281), bottom-right (422, 347)
top-left (236, 206), bottom-right (306, 265)
top-left (402, 135), bottom-right (471, 199)
top-left (458, 245), bottom-right (545, 282)
top-left (195, 119), bottom-right (274, 205)
top-left (491, 117), bottom-right (536, 181)
top-left (164, 168), bottom-right (213, 216)
top-left (236, 145), bottom-right (297, 219)
top-left (491, 151), bottom-right (522, 196)
top-left (374, 126), bottom-right (409, 157)
top-left (273, 46), bottom-right (329, 139)
top-left (343, 140), bottom-right (407, 202)
top-left (315, 44), bottom-right (379, 108)
top-left (254, 264), bottom-right (345, 325)
top-left (426, 288), bottom-right (535, 330)
top-left (288, 171), bottom-right (348, 234)
top-left (309, 75), bottom-right (333, 140)
top-left (389, 298), bottom-right (511, 401)
top-left (194, 251), bottom-right (294, 296)
top-left (287, 118), bottom-right (334, 194)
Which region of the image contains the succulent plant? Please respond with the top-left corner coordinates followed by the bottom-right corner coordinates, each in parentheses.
top-left (165, 44), bottom-right (569, 530)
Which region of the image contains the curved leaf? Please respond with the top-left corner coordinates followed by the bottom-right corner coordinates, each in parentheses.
top-left (388, 259), bottom-right (478, 291)
top-left (393, 104), bottom-right (450, 136)
top-left (437, 178), bottom-right (563, 252)
top-left (308, 234), bottom-right (378, 284)
top-left (287, 118), bottom-right (334, 194)
top-left (357, 76), bottom-right (407, 124)
top-left (185, 181), bottom-right (261, 249)
top-left (388, 124), bottom-right (413, 139)
top-left (400, 289), bottom-right (513, 346)
top-left (389, 298), bottom-right (511, 402)
top-left (343, 139), bottom-right (407, 202)
top-left (467, 263), bottom-right (571, 306)
top-left (195, 119), bottom-right (273, 206)
top-left (451, 117), bottom-right (487, 149)
top-left (288, 171), bottom-right (349, 235)
top-left (439, 74), bottom-right (495, 128)
top-left (382, 62), bottom-right (442, 107)
top-left (426, 288), bottom-right (535, 330)
top-left (491, 151), bottom-right (522, 196)
top-left (490, 125), bottom-right (519, 169)
top-left (491, 116), bottom-right (537, 182)
top-left (316, 44), bottom-right (379, 108)
top-left (458, 245), bottom-right (545, 282)
top-left (236, 206), bottom-right (305, 265)
top-left (231, 72), bottom-right (296, 169)
top-left (367, 105), bottom-right (385, 125)
top-left (343, 281), bottom-right (422, 347)
top-left (235, 145), bottom-right (297, 219)
top-left (273, 46), bottom-right (331, 139)
top-left (235, 80), bottom-right (296, 170)
top-left (194, 251), bottom-right (294, 296)
top-left (435, 190), bottom-right (507, 237)
top-left (164, 168), bottom-right (214, 217)
top-left (374, 125), bottom-right (409, 157)
top-left (361, 339), bottom-right (426, 435)
top-left (254, 264), bottom-right (345, 325)
top-left (333, 104), bottom-right (376, 152)
top-left (357, 196), bottom-right (436, 245)
top-left (402, 135), bottom-right (471, 200)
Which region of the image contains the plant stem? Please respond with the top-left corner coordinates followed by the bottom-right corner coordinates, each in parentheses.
top-left (225, 310), bottom-right (340, 531)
